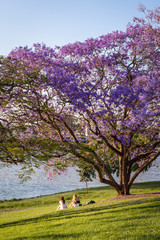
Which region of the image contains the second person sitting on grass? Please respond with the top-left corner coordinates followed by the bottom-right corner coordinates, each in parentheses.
top-left (69, 194), bottom-right (82, 208)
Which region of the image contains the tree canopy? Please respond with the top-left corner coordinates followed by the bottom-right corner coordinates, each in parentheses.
top-left (0, 7), bottom-right (160, 195)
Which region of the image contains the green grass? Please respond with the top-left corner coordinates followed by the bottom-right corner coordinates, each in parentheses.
top-left (0, 181), bottom-right (160, 240)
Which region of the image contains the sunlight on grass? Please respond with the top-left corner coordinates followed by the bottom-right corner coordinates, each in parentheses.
top-left (0, 181), bottom-right (160, 240)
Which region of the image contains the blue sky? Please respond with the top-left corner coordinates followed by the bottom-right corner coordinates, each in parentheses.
top-left (0, 0), bottom-right (159, 56)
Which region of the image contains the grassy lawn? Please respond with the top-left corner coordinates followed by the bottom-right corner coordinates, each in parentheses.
top-left (0, 181), bottom-right (160, 240)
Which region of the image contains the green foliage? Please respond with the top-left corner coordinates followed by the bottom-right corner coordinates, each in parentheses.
top-left (76, 166), bottom-right (96, 183)
top-left (76, 162), bottom-right (96, 193)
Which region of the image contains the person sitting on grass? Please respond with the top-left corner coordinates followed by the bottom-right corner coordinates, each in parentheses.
top-left (57, 196), bottom-right (68, 210)
top-left (69, 194), bottom-right (81, 208)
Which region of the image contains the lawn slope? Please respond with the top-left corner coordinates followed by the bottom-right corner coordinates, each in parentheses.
top-left (0, 181), bottom-right (160, 240)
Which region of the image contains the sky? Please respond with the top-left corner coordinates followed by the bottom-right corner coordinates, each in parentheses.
top-left (0, 0), bottom-right (159, 56)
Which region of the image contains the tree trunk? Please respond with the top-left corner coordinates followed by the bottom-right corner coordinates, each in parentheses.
top-left (107, 180), bottom-right (130, 196)
top-left (119, 156), bottom-right (122, 186)
top-left (85, 182), bottom-right (88, 194)
top-left (95, 152), bottom-right (131, 196)
top-left (119, 184), bottom-right (130, 195)
top-left (118, 147), bottom-right (130, 195)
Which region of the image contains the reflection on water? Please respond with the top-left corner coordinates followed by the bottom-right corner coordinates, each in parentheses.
top-left (0, 158), bottom-right (159, 200)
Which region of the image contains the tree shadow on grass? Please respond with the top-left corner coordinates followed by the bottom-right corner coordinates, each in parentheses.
top-left (131, 181), bottom-right (160, 190)
top-left (11, 228), bottom-right (160, 240)
top-left (14, 232), bottom-right (82, 240)
top-left (1, 197), bottom-right (160, 229)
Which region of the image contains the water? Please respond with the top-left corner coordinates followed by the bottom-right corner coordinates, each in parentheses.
top-left (0, 158), bottom-right (159, 200)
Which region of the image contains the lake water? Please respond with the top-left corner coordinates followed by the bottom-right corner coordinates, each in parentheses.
top-left (0, 157), bottom-right (160, 200)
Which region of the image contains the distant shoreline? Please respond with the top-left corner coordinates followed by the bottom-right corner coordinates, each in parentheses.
top-left (1, 180), bottom-right (160, 202)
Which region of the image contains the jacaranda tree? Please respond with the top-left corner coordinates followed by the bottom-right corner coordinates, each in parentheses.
top-left (0, 56), bottom-right (28, 164)
top-left (0, 7), bottom-right (160, 195)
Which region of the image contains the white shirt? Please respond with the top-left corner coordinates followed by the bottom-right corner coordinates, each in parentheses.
top-left (59, 200), bottom-right (68, 209)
